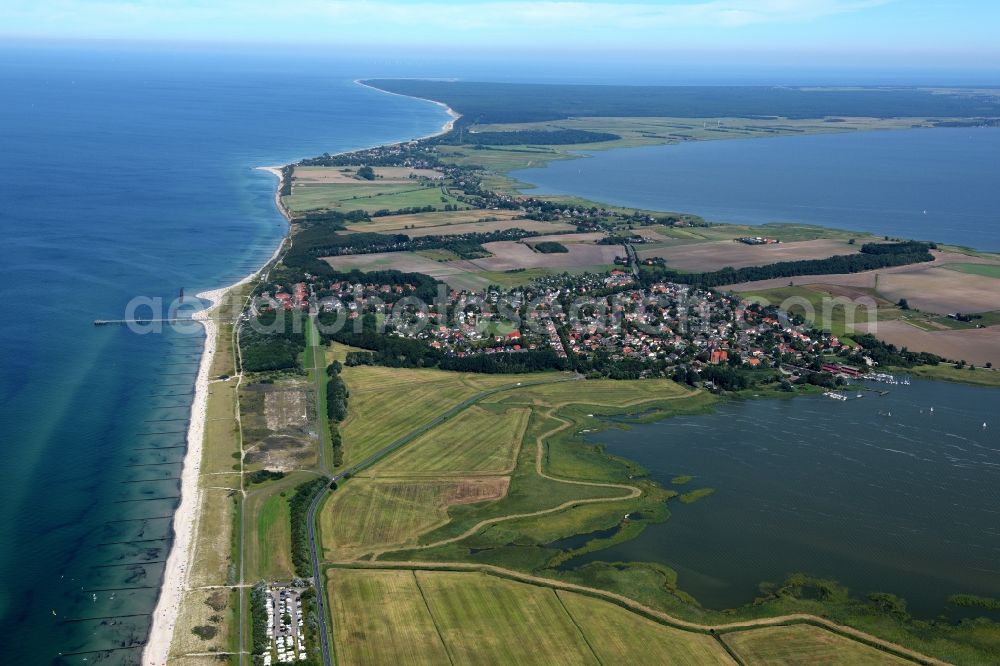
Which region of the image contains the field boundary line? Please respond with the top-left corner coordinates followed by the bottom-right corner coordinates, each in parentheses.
top-left (553, 590), bottom-right (605, 666)
top-left (397, 392), bottom-right (702, 552)
top-left (325, 561), bottom-right (944, 666)
top-left (410, 571), bottom-right (458, 666)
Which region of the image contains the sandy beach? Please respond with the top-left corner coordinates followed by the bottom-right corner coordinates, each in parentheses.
top-left (142, 174), bottom-right (287, 666)
top-left (354, 78), bottom-right (461, 137)
top-left (143, 87), bottom-right (454, 663)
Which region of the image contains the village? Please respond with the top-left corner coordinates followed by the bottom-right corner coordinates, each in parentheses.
top-left (255, 267), bottom-right (866, 387)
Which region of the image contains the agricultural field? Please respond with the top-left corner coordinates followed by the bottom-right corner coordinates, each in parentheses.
top-left (945, 261), bottom-right (1000, 279)
top-left (721, 624), bottom-right (914, 665)
top-left (470, 239), bottom-right (622, 272)
top-left (371, 405), bottom-right (530, 476)
top-left (640, 238), bottom-right (861, 272)
top-left (325, 569), bottom-right (897, 666)
top-left (414, 571), bottom-right (600, 665)
top-left (337, 362), bottom-right (560, 465)
top-left (324, 237), bottom-right (623, 290)
top-left (294, 165), bottom-right (443, 184)
top-left (739, 284), bottom-right (900, 338)
top-left (859, 320), bottom-right (1000, 367)
top-left (344, 208), bottom-right (571, 235)
top-left (320, 477), bottom-right (510, 560)
top-left (723, 250), bottom-right (1000, 316)
top-left (485, 376), bottom-right (692, 409)
top-left (327, 569), bottom-right (453, 665)
top-left (282, 176), bottom-right (466, 214)
top-left (556, 590), bottom-right (732, 664)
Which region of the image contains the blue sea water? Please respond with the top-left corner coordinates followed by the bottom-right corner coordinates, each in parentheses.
top-left (0, 45), bottom-right (449, 664)
top-left (511, 128), bottom-right (1000, 251)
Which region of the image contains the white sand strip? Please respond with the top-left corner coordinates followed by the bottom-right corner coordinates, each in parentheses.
top-left (143, 178), bottom-right (287, 666)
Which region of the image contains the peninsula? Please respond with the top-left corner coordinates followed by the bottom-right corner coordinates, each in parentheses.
top-left (154, 81), bottom-right (1000, 666)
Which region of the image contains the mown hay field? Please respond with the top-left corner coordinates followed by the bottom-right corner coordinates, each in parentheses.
top-left (320, 477), bottom-right (509, 560)
top-left (328, 569), bottom-right (452, 665)
top-left (338, 364), bottom-right (559, 465)
top-left (722, 624), bottom-right (914, 665)
top-left (328, 568), bottom-right (738, 666)
top-left (371, 405), bottom-right (529, 476)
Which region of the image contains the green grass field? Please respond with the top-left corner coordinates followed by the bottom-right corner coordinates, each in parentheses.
top-left (283, 181), bottom-right (465, 214)
top-left (484, 376), bottom-right (692, 410)
top-left (253, 492), bottom-right (293, 579)
top-left (414, 570), bottom-right (599, 665)
top-left (328, 568), bottom-right (933, 666)
top-left (722, 624), bottom-right (914, 665)
top-left (320, 477), bottom-right (508, 560)
top-left (944, 262), bottom-right (1000, 279)
top-left (327, 569), bottom-right (452, 665)
top-left (557, 590), bottom-right (733, 664)
top-left (372, 405), bottom-right (529, 476)
top-left (338, 363), bottom-right (559, 465)
top-left (244, 471), bottom-right (312, 581)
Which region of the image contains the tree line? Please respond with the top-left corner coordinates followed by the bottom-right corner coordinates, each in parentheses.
top-left (640, 241), bottom-right (935, 288)
top-left (326, 361), bottom-right (348, 466)
top-left (289, 478), bottom-right (328, 577)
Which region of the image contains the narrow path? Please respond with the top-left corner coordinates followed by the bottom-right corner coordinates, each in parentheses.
top-left (306, 373), bottom-right (582, 666)
top-left (401, 393), bottom-right (700, 553)
top-left (331, 561), bottom-right (946, 666)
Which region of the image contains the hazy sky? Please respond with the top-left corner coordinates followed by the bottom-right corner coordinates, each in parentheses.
top-left (3, 1), bottom-right (1000, 70)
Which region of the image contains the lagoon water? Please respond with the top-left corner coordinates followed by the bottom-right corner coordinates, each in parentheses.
top-left (578, 380), bottom-right (1000, 617)
top-left (511, 128), bottom-right (1000, 251)
top-left (0, 46), bottom-right (449, 663)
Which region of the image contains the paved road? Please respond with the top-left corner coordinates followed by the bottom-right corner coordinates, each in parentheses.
top-left (305, 374), bottom-right (579, 666)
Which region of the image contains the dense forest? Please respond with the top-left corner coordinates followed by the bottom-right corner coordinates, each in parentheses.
top-left (534, 241), bottom-right (569, 253)
top-left (434, 128), bottom-right (620, 145)
top-left (326, 361), bottom-right (348, 467)
top-left (289, 478), bottom-right (327, 577)
top-left (316, 228), bottom-right (540, 259)
top-left (640, 241), bottom-right (935, 288)
top-left (239, 310), bottom-right (307, 372)
top-left (363, 80), bottom-right (1000, 125)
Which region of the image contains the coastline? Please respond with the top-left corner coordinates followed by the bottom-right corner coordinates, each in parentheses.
top-left (142, 176), bottom-right (288, 666)
top-left (142, 84), bottom-right (456, 662)
top-left (355, 78), bottom-right (461, 137)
